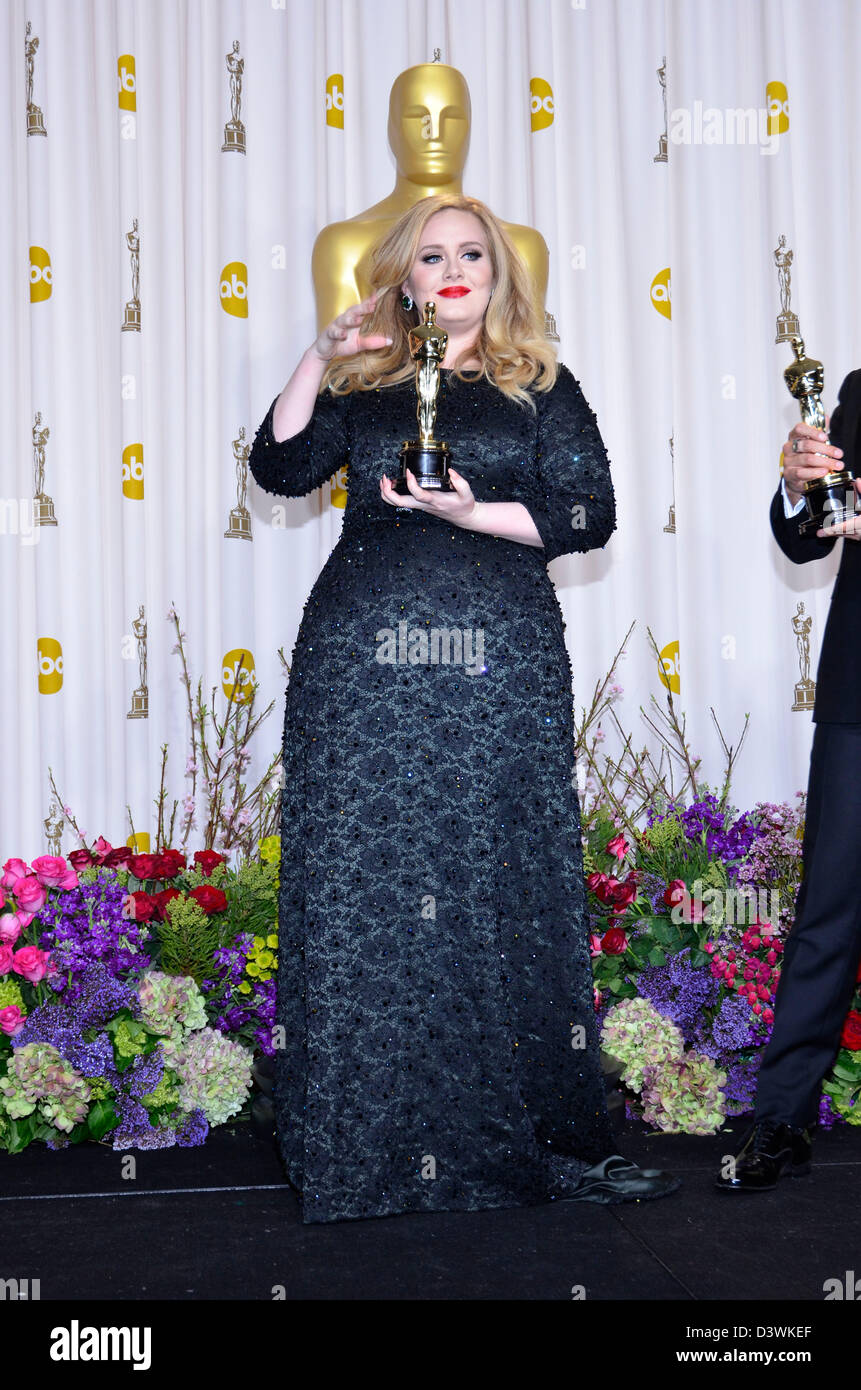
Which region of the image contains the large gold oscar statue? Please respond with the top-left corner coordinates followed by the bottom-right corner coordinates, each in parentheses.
top-left (312, 62), bottom-right (549, 329)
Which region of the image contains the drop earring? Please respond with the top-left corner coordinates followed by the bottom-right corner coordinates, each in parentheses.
top-left (401, 292), bottom-right (414, 311)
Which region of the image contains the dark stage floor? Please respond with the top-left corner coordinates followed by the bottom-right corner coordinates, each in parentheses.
top-left (3, 1115), bottom-right (860, 1303)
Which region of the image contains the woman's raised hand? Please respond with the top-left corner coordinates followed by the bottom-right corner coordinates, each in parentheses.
top-left (312, 294), bottom-right (392, 362)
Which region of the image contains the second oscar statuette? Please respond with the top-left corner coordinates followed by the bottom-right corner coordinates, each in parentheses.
top-left (783, 337), bottom-right (856, 535)
top-left (393, 301), bottom-right (453, 494)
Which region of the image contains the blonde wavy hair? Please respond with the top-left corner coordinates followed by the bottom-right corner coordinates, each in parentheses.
top-left (321, 194), bottom-right (557, 408)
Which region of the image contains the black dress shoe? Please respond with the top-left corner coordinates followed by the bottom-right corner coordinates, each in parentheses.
top-left (715, 1120), bottom-right (812, 1192)
top-left (565, 1154), bottom-right (681, 1204)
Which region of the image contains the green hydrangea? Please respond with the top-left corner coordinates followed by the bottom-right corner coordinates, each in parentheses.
top-left (137, 970), bottom-right (208, 1059)
top-left (140, 1069), bottom-right (180, 1112)
top-left (0, 979), bottom-right (26, 1014)
top-left (173, 1027), bottom-right (254, 1126)
top-left (83, 1075), bottom-right (115, 1102)
top-left (601, 997), bottom-right (685, 1092)
top-left (640, 1053), bottom-right (727, 1135)
top-left (113, 1019), bottom-right (148, 1059)
top-left (235, 860), bottom-right (278, 897)
top-left (184, 862), bottom-right (229, 889)
top-left (0, 1042), bottom-right (90, 1133)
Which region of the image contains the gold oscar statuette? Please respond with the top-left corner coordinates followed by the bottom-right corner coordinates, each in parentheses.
top-left (783, 336), bottom-right (856, 535)
top-left (393, 301), bottom-right (453, 495)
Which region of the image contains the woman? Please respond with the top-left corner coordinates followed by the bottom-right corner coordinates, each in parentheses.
top-left (249, 194), bottom-right (678, 1222)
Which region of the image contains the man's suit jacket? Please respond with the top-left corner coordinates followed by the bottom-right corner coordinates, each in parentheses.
top-left (770, 369), bottom-right (861, 722)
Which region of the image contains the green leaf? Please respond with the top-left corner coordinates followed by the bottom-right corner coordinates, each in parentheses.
top-left (647, 947), bottom-right (667, 967)
top-left (87, 1099), bottom-right (119, 1142)
top-left (5, 1115), bottom-right (37, 1154)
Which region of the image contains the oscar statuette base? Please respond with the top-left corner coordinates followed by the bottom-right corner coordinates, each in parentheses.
top-left (393, 440), bottom-right (453, 495)
top-left (797, 473), bottom-right (858, 536)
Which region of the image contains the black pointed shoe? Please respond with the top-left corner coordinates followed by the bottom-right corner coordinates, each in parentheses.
top-left (565, 1154), bottom-right (681, 1204)
top-left (715, 1120), bottom-right (812, 1192)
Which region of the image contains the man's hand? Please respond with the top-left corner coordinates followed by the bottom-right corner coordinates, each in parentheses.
top-left (782, 417), bottom-right (842, 507)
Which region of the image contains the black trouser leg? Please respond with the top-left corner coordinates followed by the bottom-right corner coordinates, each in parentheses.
top-left (754, 723), bottom-right (861, 1128)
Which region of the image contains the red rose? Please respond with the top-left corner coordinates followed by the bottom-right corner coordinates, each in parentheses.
top-left (606, 834), bottom-right (629, 862)
top-left (606, 879), bottom-right (637, 914)
top-left (594, 875), bottom-right (619, 905)
top-left (193, 850), bottom-right (226, 877)
top-left (586, 871), bottom-right (608, 894)
top-left (129, 854), bottom-right (160, 881)
top-left (151, 888), bottom-right (182, 920)
top-left (128, 891), bottom-right (157, 922)
top-left (152, 849), bottom-right (186, 879)
top-left (840, 1010), bottom-right (861, 1051)
top-left (601, 927), bottom-right (628, 956)
top-left (68, 849), bottom-right (94, 870)
top-left (189, 885), bottom-right (228, 915)
top-left (103, 847), bottom-right (133, 868)
top-left (663, 879), bottom-right (686, 908)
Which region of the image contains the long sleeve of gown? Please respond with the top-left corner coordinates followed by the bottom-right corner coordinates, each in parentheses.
top-left (248, 386), bottom-right (350, 498)
top-left (515, 363), bottom-right (616, 563)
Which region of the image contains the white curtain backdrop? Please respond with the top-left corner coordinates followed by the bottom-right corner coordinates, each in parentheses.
top-left (2, 0), bottom-right (859, 861)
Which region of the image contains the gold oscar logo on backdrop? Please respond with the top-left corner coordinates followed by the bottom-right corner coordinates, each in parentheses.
top-left (658, 639), bottom-right (680, 694)
top-left (127, 832), bottom-right (151, 852)
top-left (44, 794), bottom-right (64, 854)
top-left (650, 267), bottom-right (672, 319)
top-left (222, 41), bottom-right (246, 153)
top-left (38, 637), bottom-right (63, 694)
top-left (220, 261), bottom-right (248, 317)
top-left (326, 73), bottom-right (344, 128)
top-left (222, 648), bottom-right (256, 704)
top-left (30, 246), bottom-right (52, 302)
top-left (766, 80), bottom-right (789, 136)
top-left (122, 443), bottom-right (144, 500)
top-left (330, 464), bottom-right (348, 509)
top-left (225, 427), bottom-right (252, 538)
top-left (25, 22), bottom-right (47, 136)
top-left (128, 605), bottom-right (148, 718)
top-left (530, 78), bottom-right (554, 131)
top-left (123, 219), bottom-right (140, 331)
top-left (664, 434), bottom-right (676, 533)
top-left (32, 411), bottom-right (57, 525)
top-left (773, 235), bottom-right (799, 342)
top-left (654, 58), bottom-right (668, 162)
top-left (791, 602), bottom-right (815, 711)
top-left (118, 54), bottom-right (136, 110)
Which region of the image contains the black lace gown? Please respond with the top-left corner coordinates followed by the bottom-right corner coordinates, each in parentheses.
top-left (249, 363), bottom-right (617, 1223)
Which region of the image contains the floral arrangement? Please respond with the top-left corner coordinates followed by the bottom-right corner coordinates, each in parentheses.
top-left (573, 626), bottom-right (854, 1136)
top-left (0, 838), bottom-right (280, 1153)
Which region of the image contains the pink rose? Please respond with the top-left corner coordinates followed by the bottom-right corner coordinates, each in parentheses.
top-left (30, 855), bottom-right (78, 890)
top-left (11, 945), bottom-right (50, 983)
top-left (589, 932), bottom-right (603, 957)
top-left (1, 858), bottom-right (30, 891)
top-left (0, 914), bottom-right (25, 945)
top-left (663, 879), bottom-right (686, 908)
top-left (13, 876), bottom-right (47, 914)
top-left (0, 1006), bottom-right (25, 1037)
top-left (605, 834), bottom-right (629, 862)
top-left (0, 942), bottom-right (14, 973)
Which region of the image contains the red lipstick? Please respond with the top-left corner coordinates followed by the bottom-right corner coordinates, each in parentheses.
top-left (437, 287), bottom-right (471, 298)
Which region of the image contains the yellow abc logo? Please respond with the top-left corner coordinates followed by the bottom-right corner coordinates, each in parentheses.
top-left (766, 80), bottom-right (789, 135)
top-left (122, 443), bottom-right (144, 500)
top-left (30, 246), bottom-right (52, 302)
top-left (658, 639), bottom-right (680, 695)
top-left (118, 54), bottom-right (136, 110)
top-left (650, 267), bottom-right (672, 319)
top-left (326, 74), bottom-right (344, 129)
top-left (126, 832), bottom-right (151, 852)
top-left (38, 637), bottom-right (63, 694)
top-left (530, 78), bottom-right (554, 132)
top-left (330, 464), bottom-right (348, 509)
top-left (222, 648), bottom-right (256, 704)
top-left (220, 262), bottom-right (248, 317)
